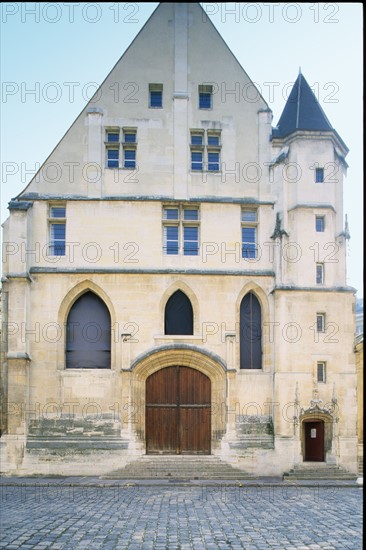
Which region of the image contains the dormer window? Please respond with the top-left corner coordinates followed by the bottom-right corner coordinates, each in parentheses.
top-left (105, 127), bottom-right (137, 169)
top-left (199, 84), bottom-right (213, 109)
top-left (149, 84), bottom-right (163, 108)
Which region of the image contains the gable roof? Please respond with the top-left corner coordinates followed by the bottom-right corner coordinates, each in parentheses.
top-left (272, 72), bottom-right (347, 151)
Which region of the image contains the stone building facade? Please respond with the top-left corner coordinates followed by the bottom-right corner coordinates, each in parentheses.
top-left (1, 2), bottom-right (357, 476)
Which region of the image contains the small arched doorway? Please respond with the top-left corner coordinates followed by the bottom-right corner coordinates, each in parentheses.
top-left (303, 419), bottom-right (325, 461)
top-left (146, 366), bottom-right (211, 454)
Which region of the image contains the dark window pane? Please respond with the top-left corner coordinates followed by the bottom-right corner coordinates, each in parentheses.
top-left (199, 92), bottom-right (211, 109)
top-left (184, 226), bottom-right (198, 255)
top-left (315, 168), bottom-right (324, 182)
top-left (150, 91), bottom-right (162, 107)
top-left (240, 293), bottom-right (262, 369)
top-left (316, 315), bottom-right (324, 332)
top-left (191, 151), bottom-right (203, 171)
top-left (108, 149), bottom-right (119, 168)
top-left (166, 226), bottom-right (178, 239)
top-left (208, 152), bottom-right (219, 171)
top-left (107, 132), bottom-right (119, 142)
top-left (242, 227), bottom-right (256, 258)
top-left (316, 217), bottom-right (325, 232)
top-left (52, 242), bottom-right (66, 256)
top-left (166, 244), bottom-right (179, 255)
top-left (164, 208), bottom-right (179, 220)
top-left (51, 224), bottom-right (65, 238)
top-left (242, 210), bottom-right (257, 222)
top-left (66, 292), bottom-right (111, 369)
top-left (164, 226), bottom-right (179, 255)
top-left (207, 135), bottom-right (219, 146)
top-left (165, 290), bottom-right (193, 335)
top-left (242, 244), bottom-right (257, 259)
top-left (242, 227), bottom-right (256, 242)
top-left (50, 207), bottom-right (66, 218)
top-left (184, 226), bottom-right (198, 240)
top-left (316, 264), bottom-right (324, 284)
top-left (191, 134), bottom-right (203, 145)
top-left (124, 133), bottom-right (136, 143)
top-left (317, 363), bottom-right (325, 382)
top-left (124, 149), bottom-right (136, 168)
top-left (184, 243), bottom-right (198, 256)
top-left (184, 209), bottom-right (198, 221)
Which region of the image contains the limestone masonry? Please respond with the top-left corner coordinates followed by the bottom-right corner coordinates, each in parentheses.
top-left (0, 3), bottom-right (357, 476)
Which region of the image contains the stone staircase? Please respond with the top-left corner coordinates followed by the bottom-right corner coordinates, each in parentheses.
top-left (358, 457), bottom-right (363, 477)
top-left (102, 455), bottom-right (255, 480)
top-left (283, 464), bottom-right (358, 481)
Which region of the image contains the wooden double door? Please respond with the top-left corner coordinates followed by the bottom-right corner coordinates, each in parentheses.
top-left (146, 366), bottom-right (211, 454)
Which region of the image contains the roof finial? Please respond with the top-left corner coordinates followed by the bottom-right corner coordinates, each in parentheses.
top-left (299, 66), bottom-right (302, 75)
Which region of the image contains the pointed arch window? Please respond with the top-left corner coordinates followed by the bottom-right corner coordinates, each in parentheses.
top-left (240, 292), bottom-right (262, 369)
top-left (164, 290), bottom-right (193, 335)
top-left (66, 292), bottom-right (111, 369)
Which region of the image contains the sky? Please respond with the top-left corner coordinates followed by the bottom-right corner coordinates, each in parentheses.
top-left (0, 2), bottom-right (363, 298)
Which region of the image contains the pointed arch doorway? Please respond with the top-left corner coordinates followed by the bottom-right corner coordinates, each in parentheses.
top-left (146, 366), bottom-right (211, 454)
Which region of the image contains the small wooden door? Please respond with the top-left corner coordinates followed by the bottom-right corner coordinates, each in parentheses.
top-left (304, 421), bottom-right (324, 461)
top-left (146, 366), bottom-right (211, 454)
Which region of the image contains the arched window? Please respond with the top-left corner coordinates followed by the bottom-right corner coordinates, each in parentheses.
top-left (66, 292), bottom-right (111, 369)
top-left (240, 292), bottom-right (262, 369)
top-left (164, 290), bottom-right (193, 335)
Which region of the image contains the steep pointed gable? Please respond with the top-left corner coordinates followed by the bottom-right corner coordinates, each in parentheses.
top-left (273, 73), bottom-right (334, 138)
top-left (15, 2), bottom-right (269, 201)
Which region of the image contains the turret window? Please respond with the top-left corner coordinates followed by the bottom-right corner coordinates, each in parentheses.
top-left (316, 263), bottom-right (324, 284)
top-left (315, 168), bottom-right (324, 183)
top-left (199, 84), bottom-right (213, 109)
top-left (316, 216), bottom-right (325, 232)
top-left (316, 313), bottom-right (325, 332)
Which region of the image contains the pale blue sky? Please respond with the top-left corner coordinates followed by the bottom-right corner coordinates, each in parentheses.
top-left (0, 3), bottom-right (363, 296)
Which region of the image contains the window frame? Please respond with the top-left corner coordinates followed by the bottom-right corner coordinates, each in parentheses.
top-left (105, 127), bottom-right (137, 169)
top-left (198, 85), bottom-right (213, 110)
top-left (316, 313), bottom-right (326, 333)
top-left (190, 129), bottom-right (221, 173)
top-left (48, 203), bottom-right (66, 257)
top-left (316, 263), bottom-right (324, 284)
top-left (315, 215), bottom-right (325, 232)
top-left (315, 167), bottom-right (324, 183)
top-left (123, 148), bottom-right (136, 169)
top-left (241, 208), bottom-right (258, 260)
top-left (240, 292), bottom-right (262, 370)
top-left (317, 361), bottom-right (326, 383)
top-left (162, 205), bottom-right (200, 256)
top-left (149, 83), bottom-right (163, 108)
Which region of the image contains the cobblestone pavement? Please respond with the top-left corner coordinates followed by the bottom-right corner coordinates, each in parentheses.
top-left (0, 482), bottom-right (363, 549)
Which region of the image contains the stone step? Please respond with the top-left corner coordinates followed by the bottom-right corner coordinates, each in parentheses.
top-left (102, 455), bottom-right (255, 480)
top-left (284, 466), bottom-right (357, 480)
